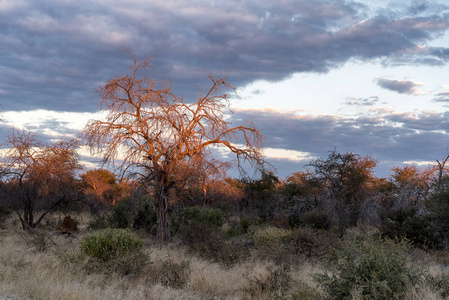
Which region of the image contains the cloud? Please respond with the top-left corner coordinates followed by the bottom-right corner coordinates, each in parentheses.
top-left (376, 78), bottom-right (423, 94)
top-left (0, 110), bottom-right (102, 145)
top-left (0, 0), bottom-right (448, 112)
top-left (432, 91), bottom-right (449, 102)
top-left (3, 106), bottom-right (449, 178)
top-left (232, 108), bottom-right (449, 177)
top-left (402, 160), bottom-right (435, 166)
top-left (251, 89), bottom-right (265, 95)
top-left (344, 96), bottom-right (379, 106)
top-left (263, 147), bottom-right (313, 162)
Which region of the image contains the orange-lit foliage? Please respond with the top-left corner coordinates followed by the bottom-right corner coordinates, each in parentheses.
top-left (206, 178), bottom-right (245, 203)
top-left (389, 165), bottom-right (434, 204)
top-left (284, 169), bottom-right (322, 199)
top-left (83, 52), bottom-right (264, 241)
top-left (0, 128), bottom-right (80, 229)
top-left (80, 169), bottom-right (128, 206)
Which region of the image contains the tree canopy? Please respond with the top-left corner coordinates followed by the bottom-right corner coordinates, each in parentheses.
top-left (83, 53), bottom-right (265, 241)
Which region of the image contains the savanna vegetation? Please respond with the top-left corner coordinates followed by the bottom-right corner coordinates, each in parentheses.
top-left (1, 55), bottom-right (449, 299)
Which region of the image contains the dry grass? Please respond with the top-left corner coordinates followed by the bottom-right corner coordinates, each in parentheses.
top-left (0, 213), bottom-right (448, 300)
top-left (0, 214), bottom-right (318, 300)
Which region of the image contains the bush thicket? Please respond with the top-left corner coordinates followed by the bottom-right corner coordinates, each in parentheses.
top-left (133, 198), bottom-right (157, 232)
top-left (302, 210), bottom-right (333, 230)
top-left (177, 221), bottom-right (247, 265)
top-left (81, 228), bottom-right (144, 261)
top-left (177, 206), bottom-right (225, 227)
top-left (109, 200), bottom-right (133, 229)
top-left (380, 207), bottom-right (443, 250)
top-left (314, 232), bottom-right (421, 300)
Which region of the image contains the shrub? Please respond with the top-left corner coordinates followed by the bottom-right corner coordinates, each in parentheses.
top-left (426, 272), bottom-right (449, 299)
top-left (133, 198), bottom-right (157, 232)
top-left (314, 232), bottom-right (421, 300)
top-left (253, 227), bottom-right (291, 248)
top-left (87, 215), bottom-right (109, 230)
top-left (109, 200), bottom-right (133, 228)
top-left (177, 206), bottom-right (225, 228)
top-left (240, 217), bottom-right (250, 233)
top-left (87, 248), bottom-right (149, 276)
top-left (59, 215), bottom-right (77, 232)
top-left (284, 227), bottom-right (340, 259)
top-left (302, 210), bottom-right (333, 230)
top-left (271, 212), bottom-right (290, 228)
top-left (291, 281), bottom-right (325, 300)
top-left (248, 264), bottom-right (292, 299)
top-left (226, 217), bottom-right (251, 237)
top-left (81, 228), bottom-right (144, 261)
top-left (379, 207), bottom-right (443, 250)
top-left (177, 221), bottom-right (246, 265)
top-left (155, 260), bottom-right (190, 289)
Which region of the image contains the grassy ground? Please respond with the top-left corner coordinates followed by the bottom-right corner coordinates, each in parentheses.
top-left (0, 212), bottom-right (447, 300)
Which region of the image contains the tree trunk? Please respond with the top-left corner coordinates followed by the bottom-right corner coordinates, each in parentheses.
top-left (24, 200), bottom-right (34, 229)
top-left (348, 203), bottom-right (359, 227)
top-left (156, 191), bottom-right (172, 242)
top-left (336, 200), bottom-right (348, 237)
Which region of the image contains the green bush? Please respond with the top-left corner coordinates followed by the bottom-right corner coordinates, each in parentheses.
top-left (380, 207), bottom-right (442, 250)
top-left (177, 221), bottom-right (247, 265)
top-left (240, 217), bottom-right (250, 233)
top-left (302, 210), bottom-right (333, 230)
top-left (226, 217), bottom-right (251, 237)
top-left (81, 228), bottom-right (144, 261)
top-left (172, 206), bottom-right (226, 235)
top-left (133, 199), bottom-right (157, 232)
top-left (314, 232), bottom-right (421, 300)
top-left (87, 216), bottom-right (109, 230)
top-left (285, 227), bottom-right (340, 259)
top-left (109, 200), bottom-right (132, 228)
top-left (253, 227), bottom-right (291, 248)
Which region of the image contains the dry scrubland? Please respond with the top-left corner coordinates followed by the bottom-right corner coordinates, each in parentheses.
top-left (1, 212), bottom-right (449, 300)
top-left (0, 213), bottom-right (322, 300)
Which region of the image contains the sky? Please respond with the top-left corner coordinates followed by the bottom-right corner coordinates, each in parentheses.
top-left (1, 0), bottom-right (449, 179)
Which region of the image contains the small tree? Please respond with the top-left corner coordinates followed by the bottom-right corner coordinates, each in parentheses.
top-left (80, 169), bottom-right (127, 207)
top-left (83, 53), bottom-right (264, 241)
top-left (426, 154), bottom-right (449, 247)
top-left (241, 170), bottom-right (280, 220)
top-left (308, 150), bottom-right (377, 235)
top-left (0, 129), bottom-right (81, 229)
top-left (389, 165), bottom-right (433, 207)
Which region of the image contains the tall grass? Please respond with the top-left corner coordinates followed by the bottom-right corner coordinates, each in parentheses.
top-left (0, 213), bottom-right (448, 299)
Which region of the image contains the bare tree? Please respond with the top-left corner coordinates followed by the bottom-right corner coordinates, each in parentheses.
top-left (308, 150), bottom-right (377, 235)
top-left (83, 53), bottom-right (264, 241)
top-left (433, 152), bottom-right (449, 190)
top-left (0, 128), bottom-right (81, 229)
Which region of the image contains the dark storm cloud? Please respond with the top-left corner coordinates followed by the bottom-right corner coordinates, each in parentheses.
top-left (233, 108), bottom-right (449, 177)
top-left (376, 78), bottom-right (423, 94)
top-left (1, 0), bottom-right (449, 112)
